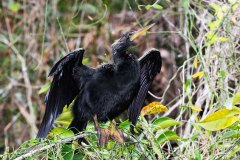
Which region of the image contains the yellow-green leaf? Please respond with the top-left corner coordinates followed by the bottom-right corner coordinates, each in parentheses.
top-left (8, 2), bottom-right (21, 12)
top-left (193, 57), bottom-right (198, 69)
top-left (197, 107), bottom-right (240, 131)
top-left (200, 107), bottom-right (240, 122)
top-left (152, 4), bottom-right (163, 10)
top-left (208, 20), bottom-right (221, 30)
top-left (206, 32), bottom-right (216, 39)
top-left (198, 116), bottom-right (239, 131)
top-left (55, 111), bottom-right (73, 126)
top-left (145, 4), bottom-right (151, 10)
top-left (55, 103), bottom-right (74, 126)
top-left (210, 3), bottom-right (221, 11)
top-left (191, 106), bottom-right (202, 111)
top-left (48, 127), bottom-right (74, 139)
top-left (152, 117), bottom-right (180, 131)
top-left (216, 10), bottom-right (224, 19)
top-left (218, 37), bottom-right (229, 42)
top-left (232, 92), bottom-right (240, 106)
top-left (192, 71), bottom-right (204, 79)
top-left (141, 102), bottom-right (168, 116)
top-left (38, 82), bottom-right (51, 94)
top-left (232, 3), bottom-right (239, 11)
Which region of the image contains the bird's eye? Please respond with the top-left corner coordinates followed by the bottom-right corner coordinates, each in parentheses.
top-left (129, 32), bottom-right (134, 36)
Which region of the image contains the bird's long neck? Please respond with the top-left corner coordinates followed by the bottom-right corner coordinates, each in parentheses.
top-left (112, 50), bottom-right (126, 64)
top-left (112, 49), bottom-right (140, 85)
top-left (112, 49), bottom-right (139, 71)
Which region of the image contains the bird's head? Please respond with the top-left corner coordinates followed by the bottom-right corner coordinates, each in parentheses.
top-left (111, 24), bottom-right (154, 54)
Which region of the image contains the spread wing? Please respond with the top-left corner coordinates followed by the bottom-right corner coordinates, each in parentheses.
top-left (128, 49), bottom-right (161, 133)
top-left (37, 48), bottom-right (85, 138)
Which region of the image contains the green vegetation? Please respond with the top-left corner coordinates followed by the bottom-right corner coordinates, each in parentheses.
top-left (0, 0), bottom-right (240, 159)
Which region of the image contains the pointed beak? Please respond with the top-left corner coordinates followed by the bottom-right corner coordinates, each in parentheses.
top-left (130, 23), bottom-right (155, 41)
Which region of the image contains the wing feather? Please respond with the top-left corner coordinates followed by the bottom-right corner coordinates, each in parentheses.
top-left (37, 48), bottom-right (85, 138)
top-left (129, 49), bottom-right (161, 133)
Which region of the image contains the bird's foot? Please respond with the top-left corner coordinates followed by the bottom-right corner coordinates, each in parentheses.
top-left (93, 116), bottom-right (124, 146)
top-left (96, 126), bottom-right (124, 146)
top-left (109, 126), bottom-right (124, 143)
top-left (97, 127), bottom-right (111, 146)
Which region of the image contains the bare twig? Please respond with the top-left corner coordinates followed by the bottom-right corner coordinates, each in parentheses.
top-left (13, 133), bottom-right (93, 160)
top-left (147, 91), bottom-right (161, 100)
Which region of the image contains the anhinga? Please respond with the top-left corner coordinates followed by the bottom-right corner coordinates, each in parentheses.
top-left (37, 24), bottom-right (162, 145)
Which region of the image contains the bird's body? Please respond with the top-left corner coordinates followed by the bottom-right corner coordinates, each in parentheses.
top-left (74, 53), bottom-right (140, 122)
top-left (37, 28), bottom-right (161, 144)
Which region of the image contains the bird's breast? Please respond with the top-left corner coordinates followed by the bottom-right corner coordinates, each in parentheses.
top-left (116, 59), bottom-right (140, 83)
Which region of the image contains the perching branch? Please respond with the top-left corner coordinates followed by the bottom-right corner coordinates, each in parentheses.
top-left (13, 133), bottom-right (93, 160)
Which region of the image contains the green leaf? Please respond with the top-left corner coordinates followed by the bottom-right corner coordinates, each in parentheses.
top-left (223, 130), bottom-right (240, 139)
top-left (152, 117), bottom-right (180, 131)
top-left (8, 2), bottom-right (21, 12)
top-left (190, 134), bottom-right (198, 141)
top-left (152, 4), bottom-right (163, 10)
top-left (219, 70), bottom-right (226, 77)
top-left (180, 105), bottom-right (188, 109)
top-left (48, 127), bottom-right (74, 139)
top-left (55, 111), bottom-right (73, 126)
top-left (145, 4), bottom-right (163, 10)
top-left (157, 130), bottom-right (179, 144)
top-left (72, 153), bottom-right (84, 160)
top-left (20, 139), bottom-right (40, 148)
top-left (62, 144), bottom-right (74, 160)
top-left (184, 79), bottom-right (191, 91)
top-left (145, 5), bottom-right (152, 10)
top-left (229, 121), bottom-right (239, 130)
top-left (82, 57), bottom-right (89, 65)
top-left (194, 150), bottom-right (202, 160)
top-left (197, 107), bottom-right (240, 131)
top-left (38, 82), bottom-right (51, 94)
top-left (55, 101), bottom-right (75, 125)
top-left (119, 120), bottom-right (131, 130)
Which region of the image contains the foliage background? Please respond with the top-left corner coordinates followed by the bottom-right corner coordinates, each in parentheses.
top-left (0, 0), bottom-right (240, 159)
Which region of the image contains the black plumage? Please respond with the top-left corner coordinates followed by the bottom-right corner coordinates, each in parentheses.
top-left (37, 30), bottom-right (162, 143)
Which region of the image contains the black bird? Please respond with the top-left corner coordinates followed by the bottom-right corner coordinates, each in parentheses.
top-left (37, 24), bottom-right (161, 145)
